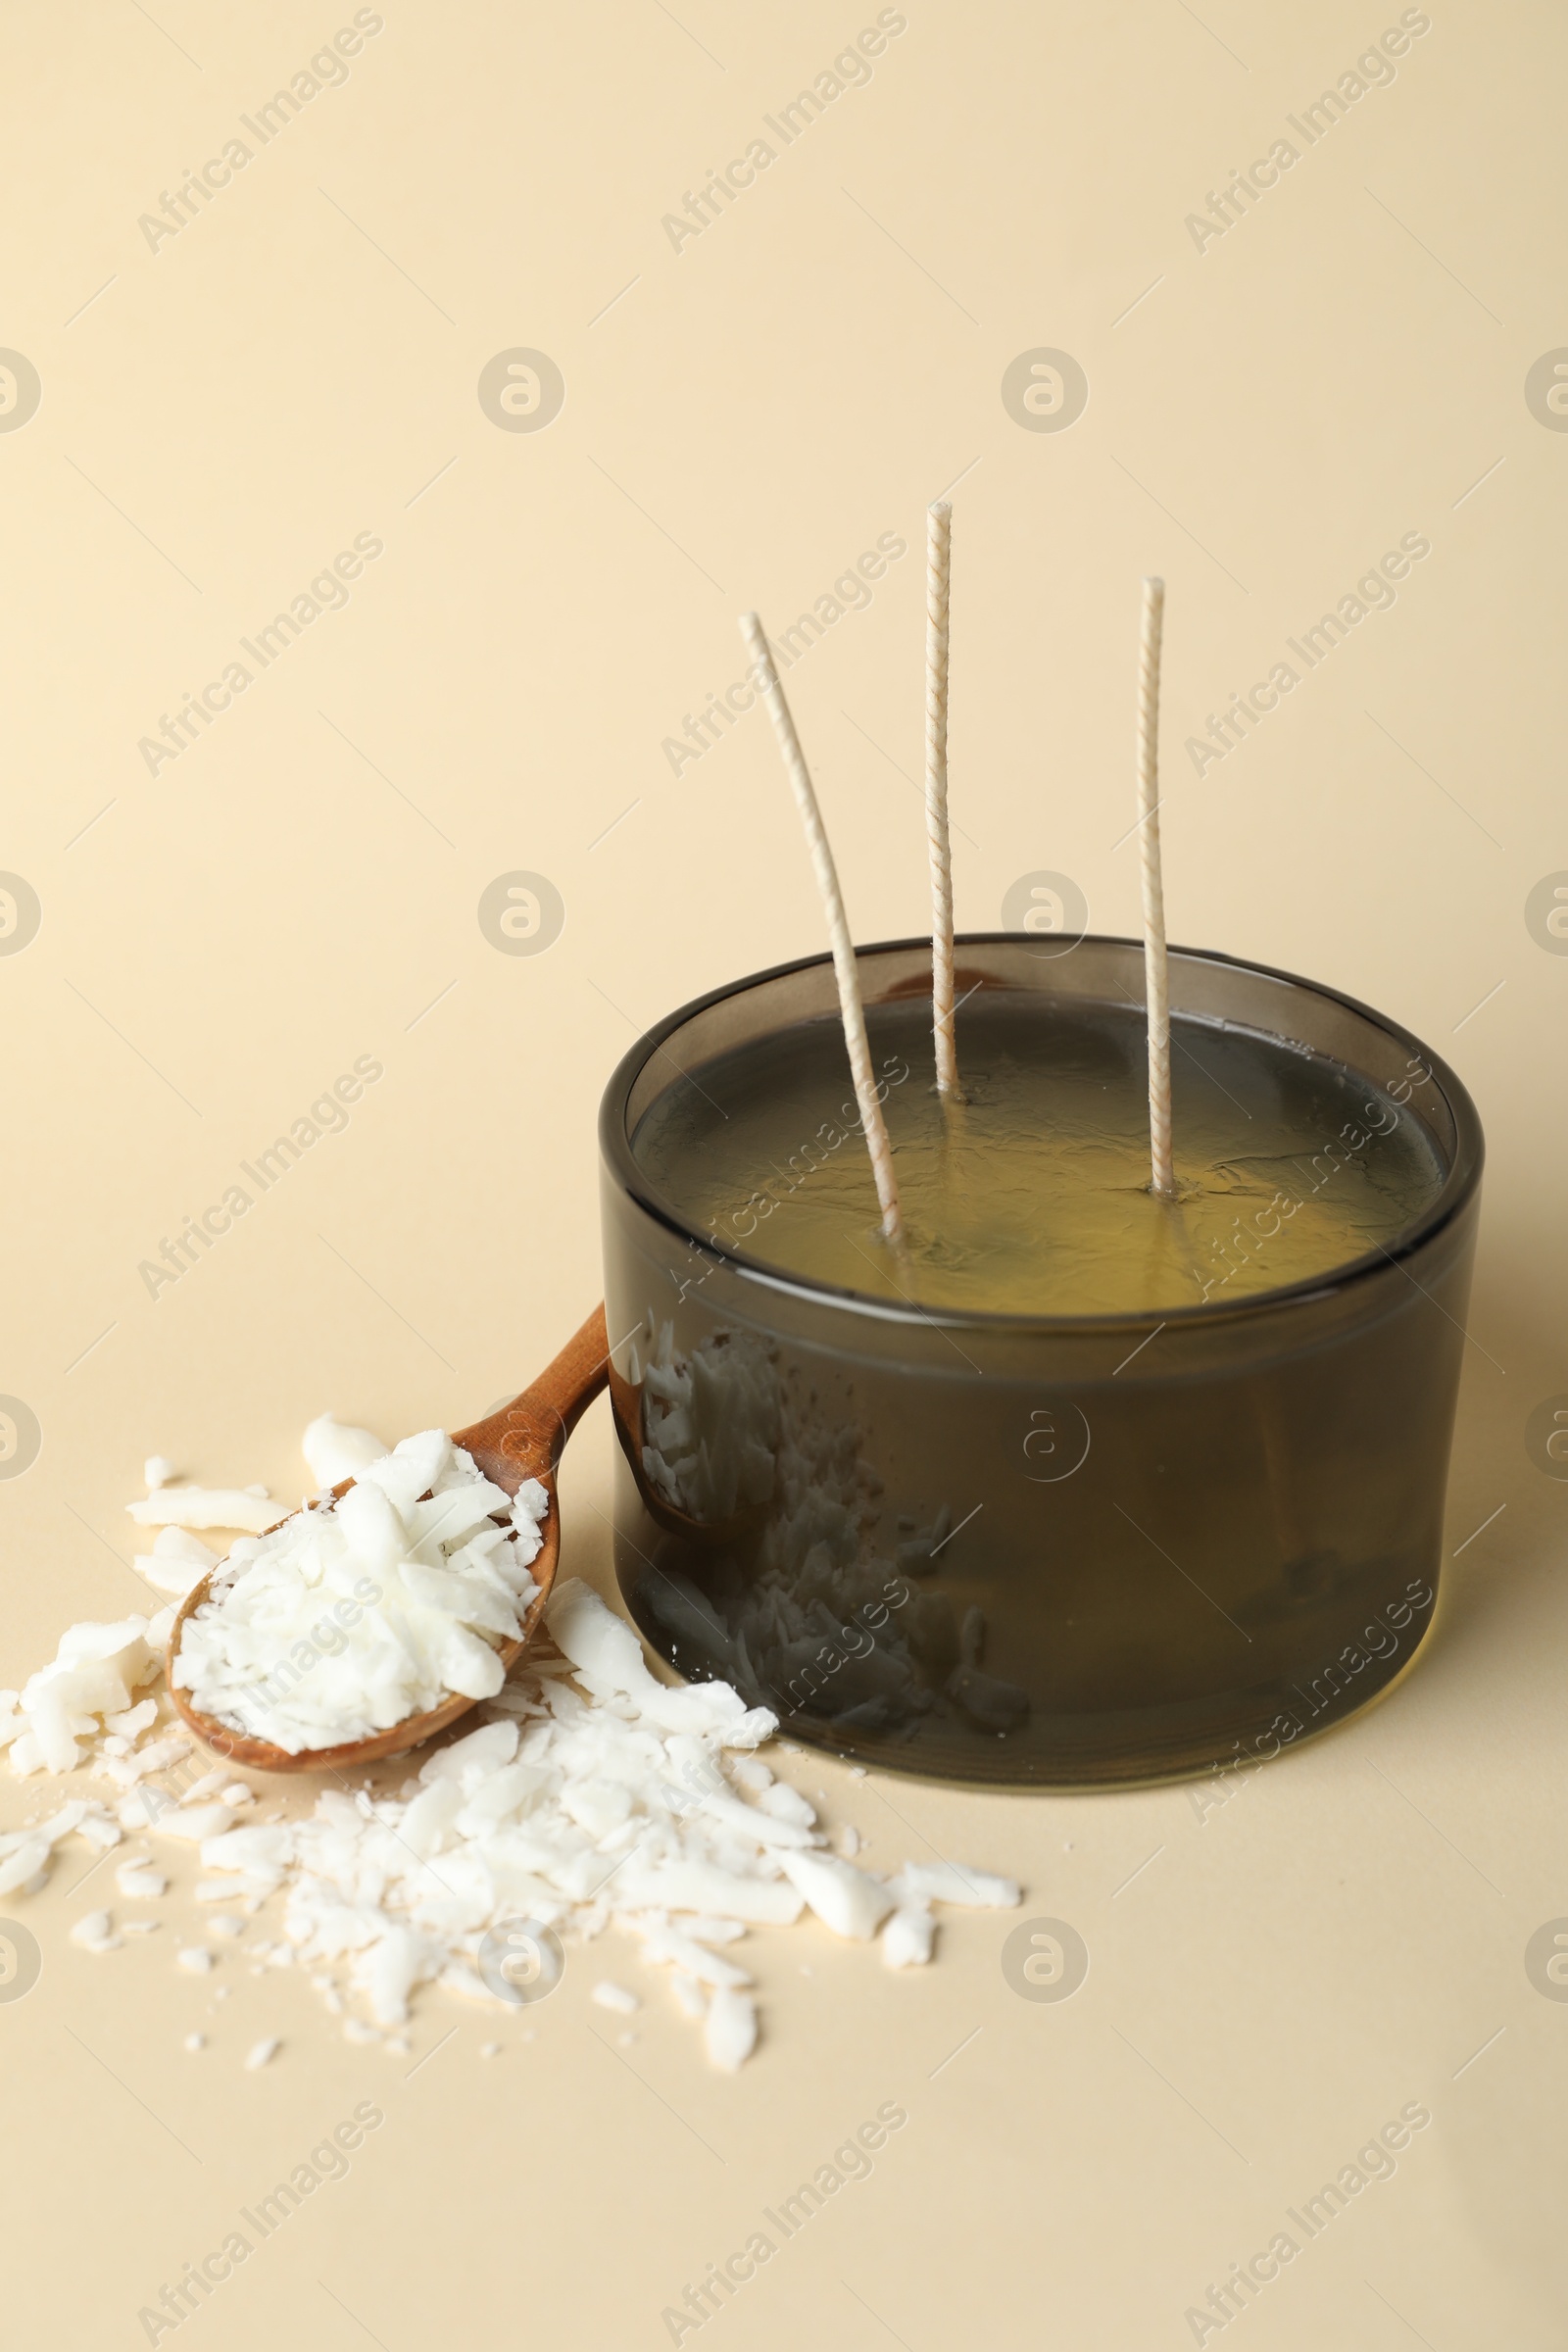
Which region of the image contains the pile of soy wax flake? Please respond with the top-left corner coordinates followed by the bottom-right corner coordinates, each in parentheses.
top-left (0, 1413), bottom-right (1020, 2070)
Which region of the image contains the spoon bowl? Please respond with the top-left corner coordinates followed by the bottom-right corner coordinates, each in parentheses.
top-left (166, 1306), bottom-right (611, 1774)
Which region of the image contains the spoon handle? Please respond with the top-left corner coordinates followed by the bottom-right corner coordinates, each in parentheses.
top-left (453, 1304), bottom-right (611, 1492)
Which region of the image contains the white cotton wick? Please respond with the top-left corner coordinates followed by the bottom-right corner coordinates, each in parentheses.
top-left (1136, 575), bottom-right (1175, 1198)
top-left (738, 612), bottom-right (905, 1245)
top-left (924, 500), bottom-right (962, 1101)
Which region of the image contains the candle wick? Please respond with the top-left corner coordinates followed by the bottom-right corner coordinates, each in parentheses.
top-left (1136, 576), bottom-right (1177, 1199)
top-left (738, 612), bottom-right (906, 1250)
top-left (925, 500), bottom-right (964, 1104)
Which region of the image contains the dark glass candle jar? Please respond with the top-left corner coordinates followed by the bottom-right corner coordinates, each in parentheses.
top-left (598, 936), bottom-right (1483, 1789)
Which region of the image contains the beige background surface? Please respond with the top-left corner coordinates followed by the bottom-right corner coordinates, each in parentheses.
top-left (2, 0), bottom-right (1565, 2343)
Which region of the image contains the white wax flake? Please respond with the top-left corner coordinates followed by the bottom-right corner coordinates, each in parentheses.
top-left (634, 1923), bottom-right (751, 1990)
top-left (759, 1782), bottom-right (816, 1829)
top-left (0, 1841), bottom-right (49, 1895)
top-left (183, 2032), bottom-right (206, 2052)
top-left (115, 1861), bottom-right (168, 1899)
top-left (105, 1699), bottom-right (159, 1739)
top-left (175, 1575), bottom-right (999, 2061)
top-left (244, 2037), bottom-right (280, 2070)
top-left (682, 1917), bottom-right (747, 1947)
top-left (838, 1826), bottom-right (860, 1859)
top-left (172, 1431), bottom-right (544, 1752)
top-left (0, 1797), bottom-right (118, 1890)
top-left (704, 1986), bottom-right (758, 2073)
top-left (778, 1850), bottom-right (896, 1941)
top-left (0, 1424), bottom-right (1029, 2073)
top-left (889, 1861), bottom-right (1021, 1909)
top-left (546, 1579), bottom-right (773, 1744)
top-left (303, 1414), bottom-right (390, 1487)
top-left (176, 1946), bottom-right (215, 1973)
top-left (136, 1527), bottom-right (219, 1600)
top-left (671, 1974), bottom-right (708, 2021)
top-left (591, 1982), bottom-right (640, 2015)
top-left (144, 1456), bottom-right (176, 1491)
top-left (7, 1621), bottom-right (161, 1775)
top-left (607, 1862), bottom-right (804, 1927)
top-left (71, 1909), bottom-right (121, 1953)
top-left (479, 2041), bottom-right (502, 2059)
top-left (152, 1805), bottom-right (234, 1843)
top-left (128, 1487), bottom-right (277, 1536)
top-left (180, 1768), bottom-right (230, 1804)
top-left (103, 1733), bottom-right (191, 1791)
top-left (122, 1921), bottom-right (160, 1936)
top-left (881, 1904), bottom-right (936, 1969)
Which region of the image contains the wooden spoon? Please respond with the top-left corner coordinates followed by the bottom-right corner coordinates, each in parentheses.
top-left (165, 1305), bottom-right (612, 1774)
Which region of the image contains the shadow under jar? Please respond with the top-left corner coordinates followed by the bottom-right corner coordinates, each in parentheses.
top-left (599, 936), bottom-right (1483, 1789)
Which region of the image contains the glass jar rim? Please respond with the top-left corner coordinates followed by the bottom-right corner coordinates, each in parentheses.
top-left (599, 933), bottom-right (1485, 1336)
